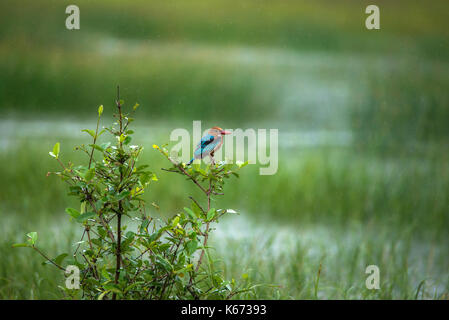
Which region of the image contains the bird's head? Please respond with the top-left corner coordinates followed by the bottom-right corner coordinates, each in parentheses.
top-left (209, 126), bottom-right (231, 136)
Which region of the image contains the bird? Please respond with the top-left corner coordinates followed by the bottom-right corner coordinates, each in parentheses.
top-left (187, 126), bottom-right (231, 165)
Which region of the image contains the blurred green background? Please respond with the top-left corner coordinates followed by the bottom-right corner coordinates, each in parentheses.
top-left (0, 0), bottom-right (448, 299)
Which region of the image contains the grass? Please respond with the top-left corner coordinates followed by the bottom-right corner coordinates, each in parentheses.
top-left (0, 127), bottom-right (448, 299)
top-left (214, 217), bottom-right (449, 299)
top-left (2, 204), bottom-right (448, 299)
top-left (1, 0), bottom-right (449, 121)
top-left (2, 126), bottom-right (449, 235)
top-left (1, 0), bottom-right (449, 299)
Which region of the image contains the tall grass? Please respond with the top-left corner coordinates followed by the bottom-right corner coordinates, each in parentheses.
top-left (1, 0), bottom-right (448, 299)
top-left (1, 0), bottom-right (449, 120)
top-left (351, 64), bottom-right (449, 148)
top-left (213, 218), bottom-right (449, 299)
top-left (2, 134), bottom-right (448, 237)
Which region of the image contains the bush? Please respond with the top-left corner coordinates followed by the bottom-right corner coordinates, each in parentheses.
top-left (13, 88), bottom-right (254, 300)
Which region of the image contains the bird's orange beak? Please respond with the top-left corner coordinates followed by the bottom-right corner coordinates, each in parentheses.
top-left (221, 130), bottom-right (231, 135)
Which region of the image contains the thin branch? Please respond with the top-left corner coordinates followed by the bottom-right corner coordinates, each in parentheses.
top-left (195, 180), bottom-right (212, 272)
top-left (113, 85), bottom-right (124, 301)
top-left (88, 113), bottom-right (101, 169)
top-left (73, 229), bottom-right (86, 256)
top-left (189, 196), bottom-right (205, 213)
top-left (32, 246), bottom-right (65, 271)
top-left (164, 157), bottom-right (209, 194)
top-left (87, 197), bottom-right (115, 242)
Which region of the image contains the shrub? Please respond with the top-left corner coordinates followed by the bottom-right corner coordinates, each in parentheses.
top-left (13, 88), bottom-right (253, 300)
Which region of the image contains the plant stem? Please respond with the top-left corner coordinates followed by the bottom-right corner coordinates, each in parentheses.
top-left (195, 180), bottom-right (212, 272)
top-left (164, 158), bottom-right (209, 194)
top-left (32, 246), bottom-right (65, 271)
top-left (117, 85), bottom-right (123, 142)
top-left (85, 227), bottom-right (99, 280)
top-left (112, 85), bottom-right (123, 300)
top-left (314, 263), bottom-right (322, 299)
top-left (113, 210), bottom-right (122, 300)
top-left (88, 114), bottom-right (101, 169)
top-left (189, 196), bottom-right (205, 213)
top-left (87, 197), bottom-right (116, 243)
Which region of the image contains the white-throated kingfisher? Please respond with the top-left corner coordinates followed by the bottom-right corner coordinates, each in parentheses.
top-left (188, 126), bottom-right (231, 165)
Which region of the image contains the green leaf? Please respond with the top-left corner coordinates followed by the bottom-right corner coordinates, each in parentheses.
top-left (193, 163), bottom-right (201, 172)
top-left (53, 143), bottom-right (60, 158)
top-left (65, 207), bottom-right (80, 219)
top-left (236, 160), bottom-right (249, 168)
top-left (125, 231), bottom-right (135, 240)
top-left (89, 144), bottom-right (104, 152)
top-left (26, 232), bottom-right (37, 245)
top-left (98, 105), bottom-right (104, 116)
top-left (156, 255), bottom-right (173, 272)
top-left (49, 142), bottom-right (60, 159)
top-left (206, 208), bottom-right (216, 221)
top-left (147, 231), bottom-right (161, 243)
top-left (82, 129), bottom-right (96, 138)
top-left (185, 240), bottom-right (198, 255)
top-left (84, 168), bottom-right (95, 181)
top-left (133, 103), bottom-right (139, 111)
top-left (91, 238), bottom-right (102, 247)
top-left (151, 202), bottom-right (160, 210)
top-left (12, 243), bottom-right (30, 248)
top-left (80, 202), bottom-right (86, 214)
top-left (117, 190), bottom-right (130, 201)
top-left (184, 207), bottom-right (196, 220)
top-left (98, 290), bottom-right (110, 300)
top-left (54, 253), bottom-right (68, 266)
top-left (172, 216), bottom-right (180, 227)
top-left (104, 285), bottom-right (122, 295)
top-left (100, 142), bottom-right (111, 150)
top-left (123, 136), bottom-right (132, 145)
top-left (139, 172), bottom-right (151, 185)
top-left (101, 267), bottom-right (111, 280)
top-left (191, 201), bottom-right (203, 217)
top-left (76, 212), bottom-right (96, 223)
top-left (139, 219), bottom-right (150, 233)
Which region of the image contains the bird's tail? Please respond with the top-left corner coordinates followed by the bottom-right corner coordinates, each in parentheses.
top-left (187, 158), bottom-right (194, 166)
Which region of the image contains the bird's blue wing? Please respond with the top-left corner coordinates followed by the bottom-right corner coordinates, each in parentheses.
top-left (194, 134), bottom-right (218, 158)
top-left (201, 137), bottom-right (221, 154)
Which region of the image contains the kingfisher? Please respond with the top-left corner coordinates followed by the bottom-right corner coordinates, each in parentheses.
top-left (188, 126), bottom-right (231, 165)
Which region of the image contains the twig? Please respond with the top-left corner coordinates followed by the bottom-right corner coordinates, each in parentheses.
top-left (113, 85), bottom-right (124, 300)
top-left (189, 196), bottom-right (205, 213)
top-left (87, 197), bottom-right (115, 243)
top-left (165, 157), bottom-right (209, 195)
top-left (32, 246), bottom-right (65, 271)
top-left (88, 112), bottom-right (101, 169)
top-left (73, 229), bottom-right (86, 256)
top-left (195, 180), bottom-right (212, 272)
